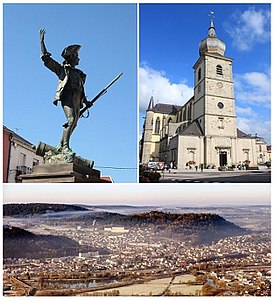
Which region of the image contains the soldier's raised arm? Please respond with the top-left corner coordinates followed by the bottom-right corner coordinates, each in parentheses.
top-left (39, 29), bottom-right (63, 78)
top-left (40, 29), bottom-right (51, 56)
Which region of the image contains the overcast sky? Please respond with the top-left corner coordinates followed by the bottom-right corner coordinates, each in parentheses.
top-left (139, 3), bottom-right (271, 144)
top-left (4, 183), bottom-right (271, 207)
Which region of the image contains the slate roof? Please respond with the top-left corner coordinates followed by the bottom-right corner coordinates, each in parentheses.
top-left (237, 128), bottom-right (251, 138)
top-left (152, 103), bottom-right (181, 115)
top-left (178, 120), bottom-right (203, 136)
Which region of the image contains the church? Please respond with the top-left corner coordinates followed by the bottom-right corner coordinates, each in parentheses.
top-left (140, 18), bottom-right (271, 169)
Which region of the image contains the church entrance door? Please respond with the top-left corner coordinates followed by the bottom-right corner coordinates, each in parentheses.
top-left (219, 151), bottom-right (227, 166)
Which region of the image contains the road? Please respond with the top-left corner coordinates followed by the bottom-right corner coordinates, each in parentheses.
top-left (159, 170), bottom-right (271, 183)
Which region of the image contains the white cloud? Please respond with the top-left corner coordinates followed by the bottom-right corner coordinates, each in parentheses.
top-left (234, 71), bottom-right (271, 143)
top-left (139, 64), bottom-right (193, 112)
top-left (234, 71), bottom-right (270, 106)
top-left (225, 8), bottom-right (270, 51)
top-left (237, 116), bottom-right (271, 144)
top-left (236, 106), bottom-right (255, 116)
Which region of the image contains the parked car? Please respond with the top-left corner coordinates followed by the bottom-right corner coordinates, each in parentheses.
top-left (147, 162), bottom-right (157, 170)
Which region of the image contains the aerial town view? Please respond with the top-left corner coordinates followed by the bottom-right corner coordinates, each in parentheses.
top-left (3, 201), bottom-right (271, 297)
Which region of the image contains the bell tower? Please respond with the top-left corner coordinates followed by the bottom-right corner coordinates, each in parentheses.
top-left (192, 12), bottom-right (237, 139)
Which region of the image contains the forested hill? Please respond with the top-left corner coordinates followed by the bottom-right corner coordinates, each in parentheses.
top-left (3, 203), bottom-right (88, 216)
top-left (119, 211), bottom-right (247, 245)
top-left (65, 210), bottom-right (248, 245)
top-left (123, 211), bottom-right (237, 227)
top-left (3, 225), bottom-right (86, 259)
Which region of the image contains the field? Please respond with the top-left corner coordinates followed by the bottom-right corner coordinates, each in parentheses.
top-left (81, 275), bottom-right (203, 296)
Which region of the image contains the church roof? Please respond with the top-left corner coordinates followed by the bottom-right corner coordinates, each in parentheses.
top-left (237, 128), bottom-right (251, 138)
top-left (152, 103), bottom-right (181, 115)
top-left (177, 120), bottom-right (203, 136)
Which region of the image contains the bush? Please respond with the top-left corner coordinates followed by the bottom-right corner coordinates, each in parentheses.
top-left (139, 170), bottom-right (161, 183)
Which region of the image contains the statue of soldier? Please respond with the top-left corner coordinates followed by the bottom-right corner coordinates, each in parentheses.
top-left (39, 29), bottom-right (88, 157)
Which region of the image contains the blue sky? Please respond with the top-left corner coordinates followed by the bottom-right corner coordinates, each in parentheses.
top-left (139, 3), bottom-right (271, 144)
top-left (3, 3), bottom-right (137, 183)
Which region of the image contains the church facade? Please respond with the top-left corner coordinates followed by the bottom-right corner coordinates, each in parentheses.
top-left (140, 19), bottom-right (271, 169)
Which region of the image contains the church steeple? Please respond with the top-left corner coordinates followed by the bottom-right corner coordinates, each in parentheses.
top-left (199, 12), bottom-right (226, 56)
top-left (147, 96), bottom-right (155, 111)
top-left (208, 19), bottom-right (216, 37)
top-left (208, 11), bottom-right (216, 37)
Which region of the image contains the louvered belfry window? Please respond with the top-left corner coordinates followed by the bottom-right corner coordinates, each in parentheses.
top-left (216, 65), bottom-right (223, 75)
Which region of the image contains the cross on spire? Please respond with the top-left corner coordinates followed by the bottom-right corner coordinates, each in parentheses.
top-left (207, 11), bottom-right (216, 37)
top-left (208, 11), bottom-right (215, 22)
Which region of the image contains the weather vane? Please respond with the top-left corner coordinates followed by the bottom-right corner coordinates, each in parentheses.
top-left (208, 11), bottom-right (215, 21)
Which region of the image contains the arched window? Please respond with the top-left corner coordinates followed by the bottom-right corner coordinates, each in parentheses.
top-left (216, 65), bottom-right (223, 76)
top-left (155, 117), bottom-right (160, 134)
top-left (198, 68), bottom-right (201, 81)
top-left (176, 112), bottom-right (180, 123)
top-left (168, 117), bottom-right (172, 124)
top-left (183, 108), bottom-right (186, 121)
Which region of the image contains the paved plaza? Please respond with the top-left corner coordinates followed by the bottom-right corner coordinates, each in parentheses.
top-left (159, 168), bottom-right (271, 183)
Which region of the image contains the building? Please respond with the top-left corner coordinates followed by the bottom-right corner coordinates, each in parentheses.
top-left (3, 126), bottom-right (44, 183)
top-left (104, 227), bottom-right (129, 234)
top-left (140, 18), bottom-right (270, 169)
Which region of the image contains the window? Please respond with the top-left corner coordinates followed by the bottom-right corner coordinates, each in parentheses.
top-left (217, 102), bottom-right (224, 109)
top-left (33, 159), bottom-right (39, 167)
top-left (187, 105), bottom-right (192, 120)
top-left (19, 152), bottom-right (26, 166)
top-left (155, 117), bottom-right (160, 134)
top-left (216, 65), bottom-right (223, 76)
top-left (183, 109), bottom-right (186, 121)
top-left (218, 117), bottom-right (224, 129)
top-left (198, 68), bottom-right (201, 81)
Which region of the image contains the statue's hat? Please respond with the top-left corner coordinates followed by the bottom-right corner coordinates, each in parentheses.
top-left (61, 44), bottom-right (81, 59)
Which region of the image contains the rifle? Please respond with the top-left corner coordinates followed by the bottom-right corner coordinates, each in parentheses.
top-left (63, 72), bottom-right (123, 128)
top-left (80, 72), bottom-right (123, 118)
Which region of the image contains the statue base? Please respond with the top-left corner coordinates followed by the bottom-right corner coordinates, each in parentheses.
top-left (19, 141), bottom-right (111, 183)
top-left (36, 141), bottom-right (94, 168)
top-left (19, 162), bottom-right (108, 183)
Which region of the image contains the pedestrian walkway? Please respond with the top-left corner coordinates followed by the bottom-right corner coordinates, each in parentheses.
top-left (159, 168), bottom-right (271, 183)
top-left (164, 165), bottom-right (270, 174)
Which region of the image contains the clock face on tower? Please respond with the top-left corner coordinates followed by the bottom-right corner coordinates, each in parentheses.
top-left (217, 82), bottom-right (223, 89)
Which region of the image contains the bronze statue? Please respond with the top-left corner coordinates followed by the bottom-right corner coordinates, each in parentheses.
top-left (40, 29), bottom-right (88, 158)
top-left (38, 29), bottom-right (122, 166)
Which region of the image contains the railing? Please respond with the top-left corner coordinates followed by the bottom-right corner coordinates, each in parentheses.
top-left (15, 166), bottom-right (32, 183)
top-left (16, 165), bottom-right (32, 174)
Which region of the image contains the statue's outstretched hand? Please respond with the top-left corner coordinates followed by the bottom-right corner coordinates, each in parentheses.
top-left (40, 28), bottom-right (51, 56)
top-left (40, 28), bottom-right (46, 43)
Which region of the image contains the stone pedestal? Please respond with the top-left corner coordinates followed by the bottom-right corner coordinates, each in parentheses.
top-left (20, 163), bottom-right (107, 183)
top-left (20, 141), bottom-right (111, 183)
